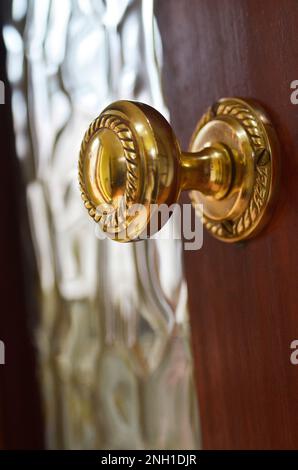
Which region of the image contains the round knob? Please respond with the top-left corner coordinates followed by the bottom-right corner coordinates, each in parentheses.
top-left (79, 98), bottom-right (278, 243)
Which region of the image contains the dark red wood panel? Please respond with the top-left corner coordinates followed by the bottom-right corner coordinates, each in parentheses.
top-left (156, 0), bottom-right (298, 449)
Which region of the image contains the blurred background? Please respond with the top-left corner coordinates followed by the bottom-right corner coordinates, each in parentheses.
top-left (0, 0), bottom-right (200, 449)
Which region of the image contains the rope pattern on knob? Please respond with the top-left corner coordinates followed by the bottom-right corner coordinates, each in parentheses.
top-left (78, 112), bottom-right (139, 227)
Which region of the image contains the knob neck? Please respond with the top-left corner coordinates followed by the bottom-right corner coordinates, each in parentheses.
top-left (180, 144), bottom-right (232, 200)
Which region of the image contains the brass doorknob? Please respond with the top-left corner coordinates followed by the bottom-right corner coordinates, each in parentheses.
top-left (78, 98), bottom-right (278, 243)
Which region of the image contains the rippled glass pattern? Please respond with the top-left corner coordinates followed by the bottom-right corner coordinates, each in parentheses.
top-left (4, 0), bottom-right (200, 449)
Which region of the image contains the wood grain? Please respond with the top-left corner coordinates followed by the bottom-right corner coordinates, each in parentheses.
top-left (156, 0), bottom-right (298, 449)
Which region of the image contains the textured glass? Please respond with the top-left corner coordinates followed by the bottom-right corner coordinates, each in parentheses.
top-left (4, 0), bottom-right (200, 449)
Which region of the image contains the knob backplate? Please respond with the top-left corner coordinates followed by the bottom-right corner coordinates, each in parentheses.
top-left (189, 98), bottom-right (279, 242)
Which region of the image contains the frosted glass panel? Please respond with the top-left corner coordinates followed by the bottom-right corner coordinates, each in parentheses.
top-left (4, 0), bottom-right (200, 450)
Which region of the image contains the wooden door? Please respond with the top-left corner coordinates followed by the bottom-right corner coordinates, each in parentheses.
top-left (156, 0), bottom-right (298, 449)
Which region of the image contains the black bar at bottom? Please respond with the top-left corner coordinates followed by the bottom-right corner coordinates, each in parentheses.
top-left (0, 450), bottom-right (298, 466)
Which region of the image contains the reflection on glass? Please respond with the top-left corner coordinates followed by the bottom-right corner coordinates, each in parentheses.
top-left (4, 0), bottom-right (201, 450)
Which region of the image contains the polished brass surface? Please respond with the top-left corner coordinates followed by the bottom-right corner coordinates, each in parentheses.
top-left (79, 98), bottom-right (278, 242)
